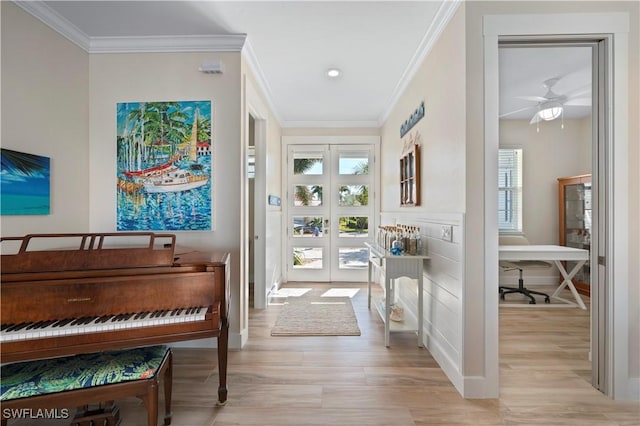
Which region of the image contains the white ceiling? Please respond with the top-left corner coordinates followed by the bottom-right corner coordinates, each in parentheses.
top-left (19, 1), bottom-right (592, 128)
top-left (499, 46), bottom-right (592, 121)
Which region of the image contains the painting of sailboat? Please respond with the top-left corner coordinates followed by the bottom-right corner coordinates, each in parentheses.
top-left (116, 100), bottom-right (212, 231)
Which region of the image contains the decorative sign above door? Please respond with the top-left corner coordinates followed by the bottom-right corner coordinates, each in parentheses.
top-left (400, 101), bottom-right (425, 138)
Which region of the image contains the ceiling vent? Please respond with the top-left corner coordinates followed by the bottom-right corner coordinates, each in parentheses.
top-left (199, 61), bottom-right (224, 74)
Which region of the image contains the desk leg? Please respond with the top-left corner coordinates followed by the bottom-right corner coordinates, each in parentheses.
top-left (384, 275), bottom-right (391, 348)
top-left (417, 262), bottom-right (424, 348)
top-left (367, 257), bottom-right (372, 310)
top-left (551, 260), bottom-right (587, 310)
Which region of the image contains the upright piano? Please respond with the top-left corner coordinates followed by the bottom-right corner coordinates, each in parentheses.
top-left (0, 232), bottom-right (229, 405)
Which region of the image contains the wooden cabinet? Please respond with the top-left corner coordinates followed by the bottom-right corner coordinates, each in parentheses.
top-left (558, 174), bottom-right (591, 296)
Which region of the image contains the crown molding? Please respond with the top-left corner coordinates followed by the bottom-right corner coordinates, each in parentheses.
top-left (14, 0), bottom-right (91, 51)
top-left (15, 0), bottom-right (461, 130)
top-left (241, 39), bottom-right (284, 124)
top-left (377, 0), bottom-right (462, 126)
top-left (14, 1), bottom-right (246, 54)
top-left (89, 34), bottom-right (246, 54)
top-left (280, 120), bottom-right (380, 129)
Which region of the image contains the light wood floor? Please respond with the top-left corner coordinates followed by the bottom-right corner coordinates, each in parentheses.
top-left (8, 283), bottom-right (640, 425)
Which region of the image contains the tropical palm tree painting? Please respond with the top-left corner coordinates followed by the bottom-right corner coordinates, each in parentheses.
top-left (0, 148), bottom-right (50, 215)
top-left (116, 100), bottom-right (212, 231)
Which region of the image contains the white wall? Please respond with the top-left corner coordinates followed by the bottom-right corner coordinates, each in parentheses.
top-left (379, 7), bottom-right (466, 213)
top-left (243, 61), bottom-right (283, 307)
top-left (1, 2), bottom-right (90, 236)
top-left (499, 118), bottom-right (591, 286)
top-left (89, 51), bottom-right (244, 347)
top-left (500, 118), bottom-right (591, 245)
top-left (378, 5), bottom-right (469, 394)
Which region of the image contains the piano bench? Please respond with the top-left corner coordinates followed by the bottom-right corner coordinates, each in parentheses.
top-left (0, 345), bottom-right (172, 426)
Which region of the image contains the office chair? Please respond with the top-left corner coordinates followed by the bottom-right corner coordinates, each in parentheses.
top-left (499, 235), bottom-right (552, 304)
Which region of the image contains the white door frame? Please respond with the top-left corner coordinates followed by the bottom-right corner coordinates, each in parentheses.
top-left (282, 135), bottom-right (380, 283)
top-left (245, 79), bottom-right (268, 309)
top-left (483, 13), bottom-right (631, 399)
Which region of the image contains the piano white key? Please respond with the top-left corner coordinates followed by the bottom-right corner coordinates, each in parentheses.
top-left (0, 306), bottom-right (207, 343)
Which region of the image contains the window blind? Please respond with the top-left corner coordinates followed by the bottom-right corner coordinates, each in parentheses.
top-left (498, 148), bottom-right (523, 232)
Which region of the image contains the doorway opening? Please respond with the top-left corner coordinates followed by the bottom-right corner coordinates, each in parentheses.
top-left (497, 39), bottom-right (607, 393)
top-left (282, 137), bottom-right (379, 284)
top-left (248, 114), bottom-right (256, 307)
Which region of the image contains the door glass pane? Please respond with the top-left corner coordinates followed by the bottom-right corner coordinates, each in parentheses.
top-left (292, 247), bottom-right (323, 269)
top-left (294, 185), bottom-right (323, 206)
top-left (338, 185), bottom-right (368, 206)
top-left (293, 216), bottom-right (324, 237)
top-left (338, 247), bottom-right (368, 269)
top-left (339, 216), bottom-right (369, 237)
top-left (293, 153), bottom-right (323, 175)
top-left (339, 154), bottom-right (369, 175)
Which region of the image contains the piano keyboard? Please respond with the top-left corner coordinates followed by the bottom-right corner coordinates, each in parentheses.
top-left (0, 307), bottom-right (207, 342)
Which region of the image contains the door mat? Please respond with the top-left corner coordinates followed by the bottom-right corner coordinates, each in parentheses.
top-left (271, 292), bottom-right (361, 336)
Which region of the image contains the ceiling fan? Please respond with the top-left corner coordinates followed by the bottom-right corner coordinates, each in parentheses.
top-left (501, 76), bottom-right (591, 126)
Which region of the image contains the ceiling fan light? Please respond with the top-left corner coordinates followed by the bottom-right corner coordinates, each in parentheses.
top-left (539, 105), bottom-right (563, 121)
top-left (327, 68), bottom-right (341, 78)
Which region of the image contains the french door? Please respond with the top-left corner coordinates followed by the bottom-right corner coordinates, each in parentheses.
top-left (286, 144), bottom-right (375, 282)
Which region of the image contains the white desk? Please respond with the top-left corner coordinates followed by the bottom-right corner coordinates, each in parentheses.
top-left (364, 242), bottom-right (430, 347)
top-left (499, 245), bottom-right (589, 310)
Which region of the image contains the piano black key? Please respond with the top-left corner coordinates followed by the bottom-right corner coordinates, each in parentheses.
top-left (39, 320), bottom-right (58, 329)
top-left (1, 323), bottom-right (15, 331)
top-left (26, 321), bottom-right (45, 330)
top-left (75, 316), bottom-right (91, 325)
top-left (4, 323), bottom-right (18, 332)
top-left (10, 322), bottom-right (31, 332)
top-left (69, 317), bottom-right (84, 326)
top-left (53, 318), bottom-right (74, 327)
top-left (96, 315), bottom-right (112, 323)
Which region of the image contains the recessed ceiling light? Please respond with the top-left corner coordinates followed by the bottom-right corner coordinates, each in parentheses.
top-left (327, 68), bottom-right (341, 78)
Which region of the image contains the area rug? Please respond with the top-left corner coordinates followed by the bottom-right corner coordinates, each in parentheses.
top-left (271, 292), bottom-right (361, 336)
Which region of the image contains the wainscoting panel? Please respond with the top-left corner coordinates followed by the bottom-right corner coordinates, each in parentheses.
top-left (266, 210), bottom-right (282, 294)
top-left (380, 212), bottom-right (465, 393)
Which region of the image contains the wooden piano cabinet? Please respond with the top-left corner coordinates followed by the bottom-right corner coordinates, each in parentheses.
top-left (558, 174), bottom-right (591, 297)
top-left (0, 233), bottom-right (230, 406)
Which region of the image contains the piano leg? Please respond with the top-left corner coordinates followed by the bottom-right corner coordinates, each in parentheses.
top-left (216, 316), bottom-right (229, 406)
top-left (163, 351), bottom-right (173, 425)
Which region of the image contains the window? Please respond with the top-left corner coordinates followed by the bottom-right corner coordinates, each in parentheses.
top-left (498, 148), bottom-right (523, 232)
top-left (247, 146), bottom-right (255, 179)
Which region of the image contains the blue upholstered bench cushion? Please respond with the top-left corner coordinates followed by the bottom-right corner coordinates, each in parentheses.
top-left (1, 345), bottom-right (169, 401)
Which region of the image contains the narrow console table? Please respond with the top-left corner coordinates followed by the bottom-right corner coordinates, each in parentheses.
top-left (364, 242), bottom-right (430, 347)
